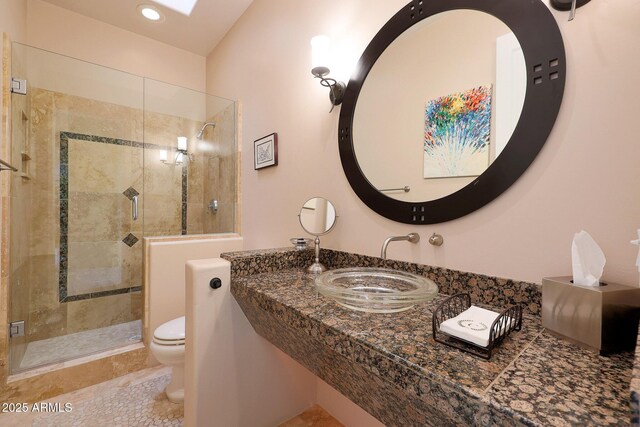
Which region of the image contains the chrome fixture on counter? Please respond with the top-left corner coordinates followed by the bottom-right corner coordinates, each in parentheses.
top-left (290, 237), bottom-right (313, 251)
top-left (428, 233), bottom-right (444, 246)
top-left (381, 233), bottom-right (420, 260)
top-left (298, 197), bottom-right (338, 273)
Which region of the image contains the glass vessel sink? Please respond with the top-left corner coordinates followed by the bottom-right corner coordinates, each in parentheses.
top-left (314, 267), bottom-right (438, 313)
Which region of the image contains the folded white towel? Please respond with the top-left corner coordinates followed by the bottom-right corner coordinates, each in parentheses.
top-left (439, 305), bottom-right (506, 348)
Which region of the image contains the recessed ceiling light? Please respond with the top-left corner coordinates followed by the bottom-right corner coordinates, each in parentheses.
top-left (138, 4), bottom-right (165, 22)
top-left (151, 0), bottom-right (198, 16)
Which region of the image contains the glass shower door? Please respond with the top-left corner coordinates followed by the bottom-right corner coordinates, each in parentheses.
top-left (9, 43), bottom-right (144, 373)
top-left (143, 78), bottom-right (237, 236)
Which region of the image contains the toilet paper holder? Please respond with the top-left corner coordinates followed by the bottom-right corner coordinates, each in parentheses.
top-left (210, 278), bottom-right (222, 290)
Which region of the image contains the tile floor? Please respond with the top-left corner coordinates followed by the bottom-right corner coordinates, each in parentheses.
top-left (0, 366), bottom-right (181, 427)
top-left (18, 320), bottom-right (142, 371)
top-left (279, 405), bottom-right (344, 427)
top-left (0, 365), bottom-right (342, 427)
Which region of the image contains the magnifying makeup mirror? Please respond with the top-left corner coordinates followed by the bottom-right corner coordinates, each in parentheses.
top-left (299, 197), bottom-right (337, 273)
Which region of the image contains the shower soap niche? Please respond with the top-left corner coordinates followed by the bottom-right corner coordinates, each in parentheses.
top-left (20, 151), bottom-right (31, 180)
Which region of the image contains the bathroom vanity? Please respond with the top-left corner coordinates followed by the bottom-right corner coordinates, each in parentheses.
top-left (223, 248), bottom-right (633, 426)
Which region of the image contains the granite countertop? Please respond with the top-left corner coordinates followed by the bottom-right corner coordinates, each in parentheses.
top-left (223, 248), bottom-right (634, 426)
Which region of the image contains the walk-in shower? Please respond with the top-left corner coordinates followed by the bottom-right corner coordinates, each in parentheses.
top-left (6, 43), bottom-right (237, 374)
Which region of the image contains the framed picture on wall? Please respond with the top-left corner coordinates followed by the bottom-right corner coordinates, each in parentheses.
top-left (423, 84), bottom-right (492, 179)
top-left (254, 133), bottom-right (278, 170)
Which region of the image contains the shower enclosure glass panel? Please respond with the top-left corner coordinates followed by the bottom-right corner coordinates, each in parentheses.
top-left (9, 44), bottom-right (144, 373)
top-left (143, 79), bottom-right (237, 236)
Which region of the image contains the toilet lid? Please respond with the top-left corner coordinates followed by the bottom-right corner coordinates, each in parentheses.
top-left (154, 316), bottom-right (185, 341)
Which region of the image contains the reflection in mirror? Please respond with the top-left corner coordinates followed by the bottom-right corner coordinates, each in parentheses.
top-left (299, 197), bottom-right (337, 274)
top-left (299, 197), bottom-right (337, 235)
top-left (353, 10), bottom-right (526, 202)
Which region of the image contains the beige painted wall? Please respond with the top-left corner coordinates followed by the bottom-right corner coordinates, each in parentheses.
top-left (25, 0), bottom-right (206, 92)
top-left (0, 0), bottom-right (27, 43)
top-left (316, 378), bottom-right (384, 427)
top-left (206, 0), bottom-right (640, 286)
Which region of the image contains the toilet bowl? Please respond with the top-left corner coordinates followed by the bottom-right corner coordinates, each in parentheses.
top-left (150, 316), bottom-right (185, 403)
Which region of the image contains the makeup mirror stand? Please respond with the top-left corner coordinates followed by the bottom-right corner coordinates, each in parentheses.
top-left (298, 197), bottom-right (338, 274)
top-left (308, 236), bottom-right (326, 274)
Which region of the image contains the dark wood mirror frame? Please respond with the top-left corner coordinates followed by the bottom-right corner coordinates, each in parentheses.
top-left (338, 0), bottom-right (565, 224)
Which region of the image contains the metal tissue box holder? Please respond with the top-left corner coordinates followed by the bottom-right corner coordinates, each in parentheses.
top-left (432, 293), bottom-right (523, 360)
top-left (542, 276), bottom-right (640, 354)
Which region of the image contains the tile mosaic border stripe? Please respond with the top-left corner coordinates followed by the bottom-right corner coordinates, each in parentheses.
top-left (61, 286), bottom-right (142, 303)
top-left (181, 166), bottom-right (188, 234)
top-left (58, 131), bottom-right (186, 303)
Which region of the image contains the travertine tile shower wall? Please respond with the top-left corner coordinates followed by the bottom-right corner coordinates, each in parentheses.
top-left (8, 86), bottom-right (236, 370)
top-left (22, 88), bottom-right (145, 349)
top-left (186, 102), bottom-right (236, 235)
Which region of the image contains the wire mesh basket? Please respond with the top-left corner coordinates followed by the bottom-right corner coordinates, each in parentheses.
top-left (432, 293), bottom-right (523, 359)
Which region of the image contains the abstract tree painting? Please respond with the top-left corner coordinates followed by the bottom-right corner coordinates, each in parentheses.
top-left (424, 85), bottom-right (492, 178)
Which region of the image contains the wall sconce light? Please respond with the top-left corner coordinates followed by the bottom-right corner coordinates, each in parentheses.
top-left (160, 137), bottom-right (190, 165)
top-left (177, 136), bottom-right (188, 151)
top-left (311, 35), bottom-right (346, 113)
top-left (550, 0), bottom-right (591, 21)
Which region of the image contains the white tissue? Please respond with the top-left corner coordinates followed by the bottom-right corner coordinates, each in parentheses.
top-left (571, 230), bottom-right (606, 287)
top-left (631, 229), bottom-right (640, 272)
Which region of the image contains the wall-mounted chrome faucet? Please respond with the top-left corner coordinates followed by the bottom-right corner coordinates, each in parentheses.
top-left (381, 233), bottom-right (420, 260)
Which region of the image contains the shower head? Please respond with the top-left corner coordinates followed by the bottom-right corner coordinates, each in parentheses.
top-left (196, 122), bottom-right (216, 140)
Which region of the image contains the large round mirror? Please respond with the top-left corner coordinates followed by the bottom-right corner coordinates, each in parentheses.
top-left (299, 197), bottom-right (337, 236)
top-left (339, 0), bottom-right (565, 224)
top-left (354, 10), bottom-right (525, 202)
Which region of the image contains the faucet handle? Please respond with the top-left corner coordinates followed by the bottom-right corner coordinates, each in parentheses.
top-left (428, 233), bottom-right (444, 246)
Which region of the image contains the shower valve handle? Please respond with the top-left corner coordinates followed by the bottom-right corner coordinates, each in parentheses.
top-left (132, 195), bottom-right (138, 221)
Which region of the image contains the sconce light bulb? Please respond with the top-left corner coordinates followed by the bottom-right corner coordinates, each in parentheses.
top-left (159, 149), bottom-right (168, 162)
top-left (177, 136), bottom-right (188, 151)
top-left (311, 35), bottom-right (331, 76)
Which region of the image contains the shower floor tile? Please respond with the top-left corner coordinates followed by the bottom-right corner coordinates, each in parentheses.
top-left (19, 320), bottom-right (142, 371)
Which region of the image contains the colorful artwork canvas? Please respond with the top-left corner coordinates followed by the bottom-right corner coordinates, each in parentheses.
top-left (423, 85), bottom-right (492, 178)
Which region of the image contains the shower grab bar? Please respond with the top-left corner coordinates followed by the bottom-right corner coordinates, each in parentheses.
top-left (132, 195), bottom-right (138, 221)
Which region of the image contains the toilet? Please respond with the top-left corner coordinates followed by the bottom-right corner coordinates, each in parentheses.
top-left (150, 316), bottom-right (185, 403)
